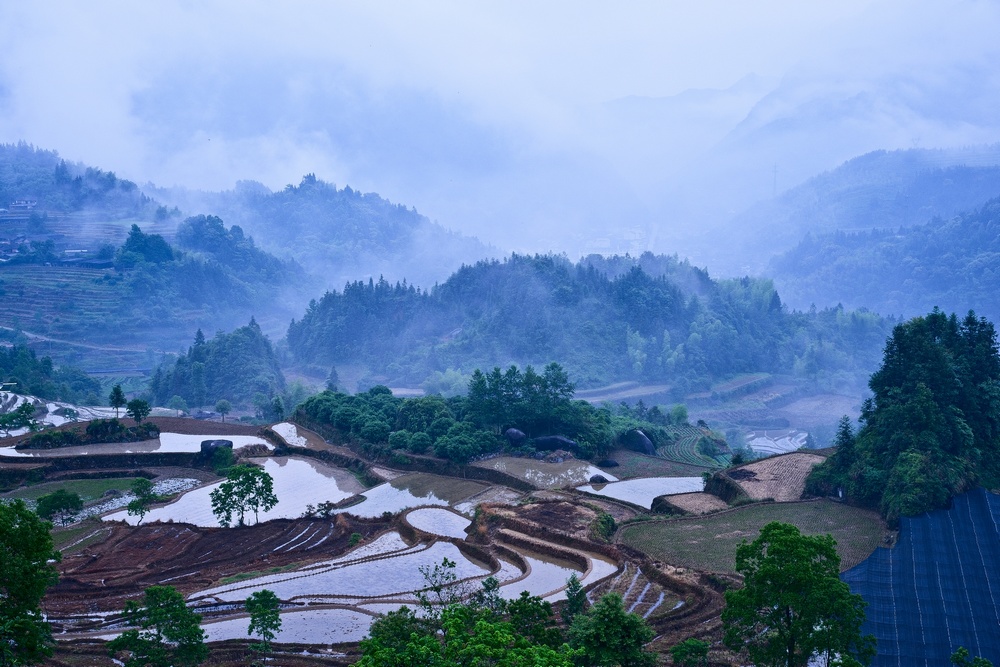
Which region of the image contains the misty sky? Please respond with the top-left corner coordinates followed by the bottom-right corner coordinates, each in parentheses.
top-left (2, 1), bottom-right (999, 262)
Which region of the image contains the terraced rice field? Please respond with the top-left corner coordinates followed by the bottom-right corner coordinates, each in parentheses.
top-left (0, 265), bottom-right (120, 329)
top-left (195, 539), bottom-right (489, 603)
top-left (663, 493), bottom-right (728, 515)
top-left (601, 449), bottom-right (710, 480)
top-left (586, 561), bottom-right (679, 619)
top-left (619, 500), bottom-right (886, 574)
top-left (731, 452), bottom-right (825, 501)
top-left (347, 474), bottom-right (488, 518)
top-left (104, 457), bottom-right (365, 526)
top-left (202, 607), bottom-right (376, 645)
top-left (657, 426), bottom-right (728, 467)
top-left (2, 432), bottom-right (272, 458)
top-left (577, 477), bottom-right (704, 508)
top-left (473, 457), bottom-right (617, 488)
top-left (745, 429), bottom-right (809, 455)
top-left (404, 507), bottom-right (471, 539)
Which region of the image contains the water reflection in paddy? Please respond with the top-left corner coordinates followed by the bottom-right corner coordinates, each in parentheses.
top-left (576, 476), bottom-right (704, 508)
top-left (104, 457), bottom-right (364, 526)
top-left (202, 607), bottom-right (375, 644)
top-left (197, 540), bottom-right (490, 602)
top-left (1, 433), bottom-right (272, 458)
top-left (405, 508), bottom-right (471, 539)
top-left (341, 474), bottom-right (487, 518)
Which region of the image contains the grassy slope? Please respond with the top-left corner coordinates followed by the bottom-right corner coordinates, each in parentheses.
top-left (619, 500), bottom-right (885, 574)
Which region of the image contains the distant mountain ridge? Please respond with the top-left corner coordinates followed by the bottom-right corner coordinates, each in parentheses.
top-left (704, 145), bottom-right (1000, 274)
top-left (146, 174), bottom-right (494, 292)
top-left (769, 196), bottom-right (1000, 322)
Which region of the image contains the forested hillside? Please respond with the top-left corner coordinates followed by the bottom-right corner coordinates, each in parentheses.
top-left (706, 146), bottom-right (1000, 274)
top-left (0, 143), bottom-right (157, 218)
top-left (149, 173), bottom-right (492, 290)
top-left (807, 310), bottom-right (1000, 522)
top-left (149, 320), bottom-right (285, 410)
top-left (287, 253), bottom-right (891, 395)
top-left (769, 197), bottom-right (1000, 320)
top-left (0, 345), bottom-right (101, 404)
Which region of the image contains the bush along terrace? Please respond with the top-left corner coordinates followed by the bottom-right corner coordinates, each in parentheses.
top-left (295, 362), bottom-right (711, 465)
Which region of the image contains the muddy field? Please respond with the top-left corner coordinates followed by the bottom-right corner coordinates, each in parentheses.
top-left (47, 516), bottom-right (391, 616)
top-left (665, 492), bottom-right (729, 515)
top-left (730, 452), bottom-right (826, 501)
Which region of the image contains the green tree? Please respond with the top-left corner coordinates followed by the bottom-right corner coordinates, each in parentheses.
top-left (215, 399), bottom-right (232, 422)
top-left (562, 573), bottom-right (587, 626)
top-left (0, 499), bottom-right (60, 667)
top-left (721, 522), bottom-right (875, 667)
top-left (126, 478), bottom-right (158, 525)
top-left (568, 592), bottom-right (655, 667)
top-left (107, 585), bottom-right (207, 667)
top-left (0, 402), bottom-right (36, 438)
top-left (125, 399), bottom-right (151, 425)
top-left (209, 464), bottom-right (278, 527)
top-left (671, 638), bottom-right (709, 667)
top-left (326, 366), bottom-right (339, 392)
top-left (109, 384), bottom-right (127, 418)
top-left (34, 489), bottom-right (83, 526)
top-left (246, 589), bottom-right (281, 659)
top-left (952, 647), bottom-right (995, 667)
top-left (807, 310), bottom-right (1000, 522)
top-left (357, 604), bottom-right (575, 667)
top-left (167, 395), bottom-right (187, 416)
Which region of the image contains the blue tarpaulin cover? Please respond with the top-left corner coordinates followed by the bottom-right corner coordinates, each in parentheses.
top-left (841, 488), bottom-right (1000, 667)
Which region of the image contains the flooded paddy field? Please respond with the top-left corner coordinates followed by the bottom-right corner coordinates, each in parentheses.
top-left (577, 477), bottom-right (704, 508)
top-left (473, 456), bottom-right (617, 488)
top-left (104, 457), bottom-right (365, 526)
top-left (202, 607), bottom-right (376, 644)
top-left (404, 507), bottom-right (471, 539)
top-left (0, 432), bottom-right (272, 458)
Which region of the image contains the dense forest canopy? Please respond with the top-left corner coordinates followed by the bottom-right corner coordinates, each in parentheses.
top-left (0, 143), bottom-right (156, 218)
top-left (807, 309), bottom-right (1000, 522)
top-left (0, 345), bottom-right (101, 404)
top-left (712, 146), bottom-right (1000, 274)
top-left (770, 197), bottom-right (1000, 321)
top-left (287, 252), bottom-right (892, 395)
top-left (149, 173), bottom-right (491, 291)
top-left (149, 319), bottom-right (285, 410)
top-left (297, 363), bottom-right (697, 464)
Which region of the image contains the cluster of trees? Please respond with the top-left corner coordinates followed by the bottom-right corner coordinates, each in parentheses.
top-left (0, 143), bottom-right (156, 218)
top-left (807, 310), bottom-right (1000, 522)
top-left (0, 345), bottom-right (101, 404)
top-left (297, 364), bottom-right (694, 464)
top-left (357, 558), bottom-right (655, 667)
top-left (107, 222), bottom-right (301, 321)
top-left (287, 253), bottom-right (891, 396)
top-left (177, 173), bottom-right (489, 294)
top-left (771, 196), bottom-right (1000, 323)
top-left (22, 415), bottom-right (158, 449)
top-left (148, 321), bottom-right (285, 410)
top-left (106, 584), bottom-right (282, 667)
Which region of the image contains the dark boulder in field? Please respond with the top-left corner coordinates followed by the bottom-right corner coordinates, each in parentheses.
top-left (621, 428), bottom-right (655, 455)
top-left (533, 435), bottom-right (577, 451)
top-left (200, 439), bottom-right (234, 454)
top-left (504, 428), bottom-right (527, 446)
top-left (589, 474), bottom-right (610, 484)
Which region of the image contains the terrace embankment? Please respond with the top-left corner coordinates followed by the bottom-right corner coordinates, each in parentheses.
top-left (46, 516), bottom-right (391, 617)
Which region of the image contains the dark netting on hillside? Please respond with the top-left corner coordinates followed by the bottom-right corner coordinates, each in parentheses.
top-left (841, 489), bottom-right (1000, 667)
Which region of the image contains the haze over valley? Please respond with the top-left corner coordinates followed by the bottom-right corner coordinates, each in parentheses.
top-left (2, 3), bottom-right (1000, 666)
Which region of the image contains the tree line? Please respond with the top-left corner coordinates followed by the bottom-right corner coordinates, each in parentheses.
top-left (287, 252), bottom-right (892, 398)
top-left (297, 362), bottom-right (696, 464)
top-left (808, 309), bottom-right (1000, 522)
